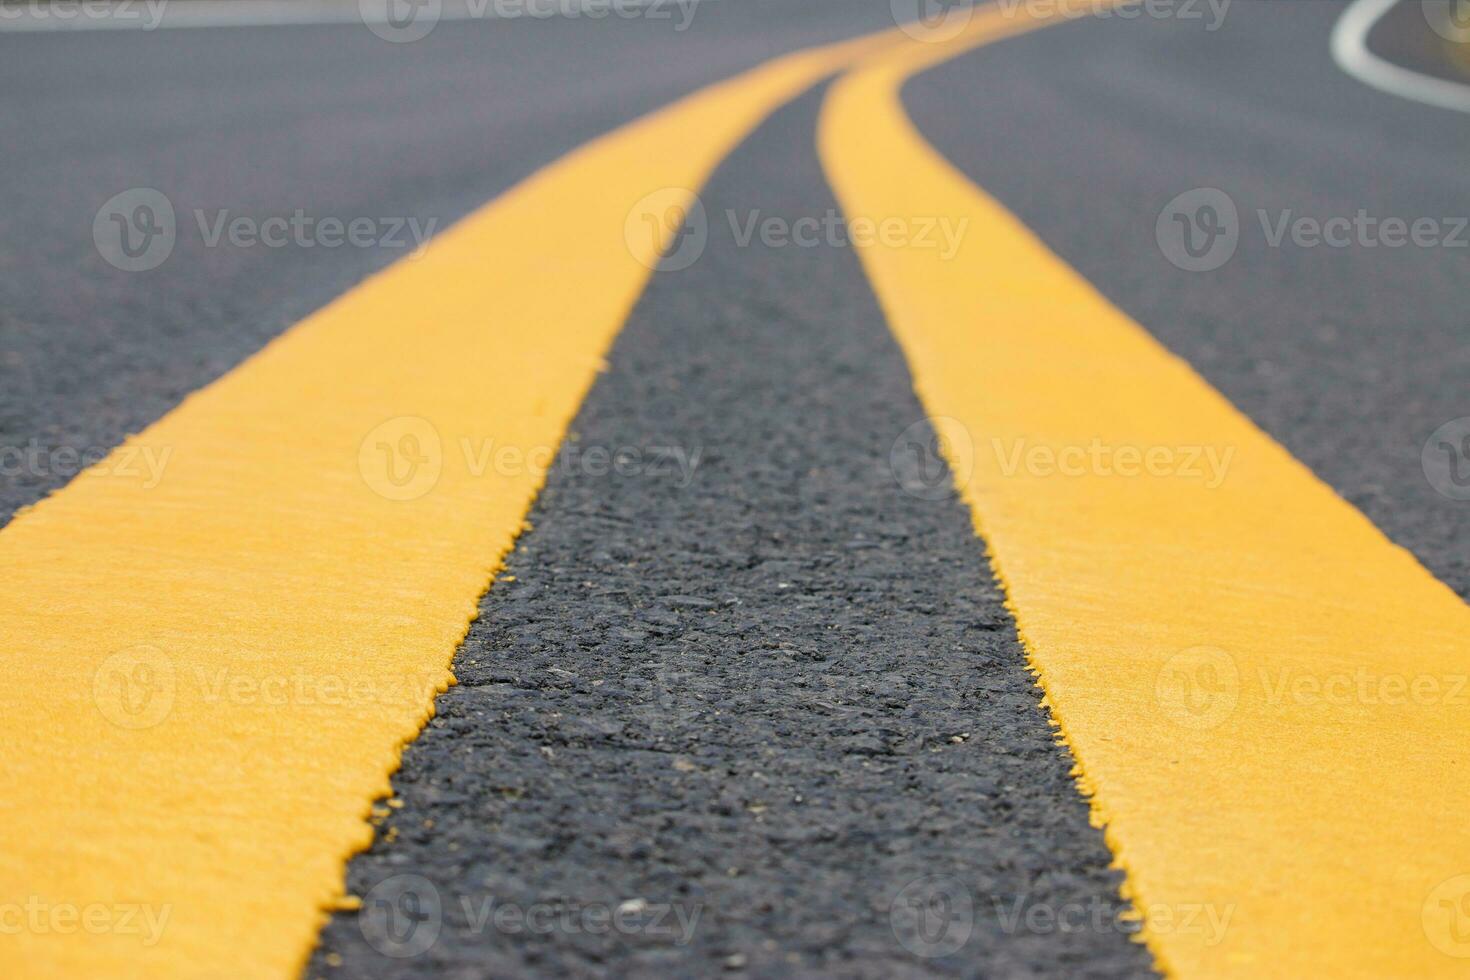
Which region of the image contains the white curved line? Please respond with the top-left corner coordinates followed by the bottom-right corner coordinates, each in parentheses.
top-left (1331, 0), bottom-right (1470, 113)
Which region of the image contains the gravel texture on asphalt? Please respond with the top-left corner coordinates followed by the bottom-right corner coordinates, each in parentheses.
top-left (309, 87), bottom-right (1156, 979)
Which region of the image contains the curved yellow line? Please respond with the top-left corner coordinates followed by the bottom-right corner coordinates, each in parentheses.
top-left (820, 8), bottom-right (1470, 978)
top-left (0, 30), bottom-right (888, 979)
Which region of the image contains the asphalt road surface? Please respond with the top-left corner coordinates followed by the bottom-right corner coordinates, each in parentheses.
top-left (2, 1), bottom-right (1467, 977)
top-left (308, 83), bottom-right (1153, 979)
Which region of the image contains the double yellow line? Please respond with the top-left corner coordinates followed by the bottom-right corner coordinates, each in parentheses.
top-left (2, 4), bottom-right (1466, 977)
top-left (0, 31), bottom-right (884, 980)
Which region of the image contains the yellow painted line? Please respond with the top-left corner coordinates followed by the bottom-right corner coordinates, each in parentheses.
top-left (0, 33), bottom-right (890, 979)
top-left (820, 6), bottom-right (1470, 978)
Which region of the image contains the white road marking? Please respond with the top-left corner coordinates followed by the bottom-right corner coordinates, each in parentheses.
top-left (0, 0), bottom-right (701, 33)
top-left (1331, 0), bottom-right (1470, 113)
